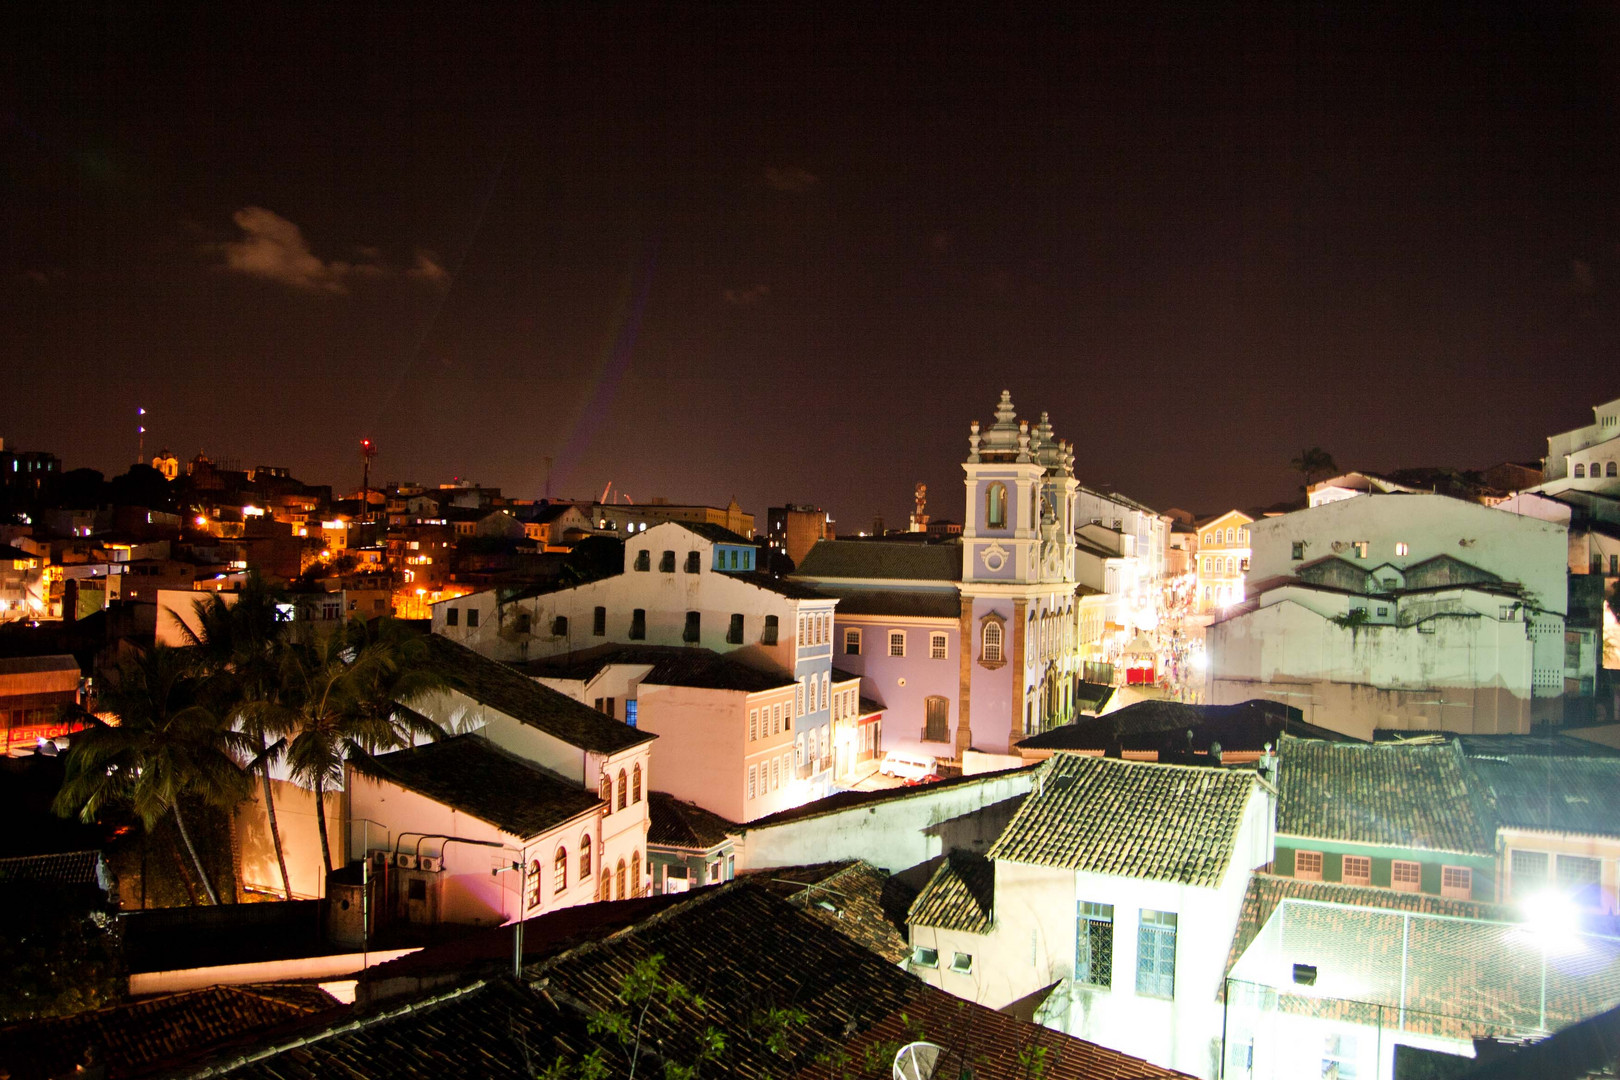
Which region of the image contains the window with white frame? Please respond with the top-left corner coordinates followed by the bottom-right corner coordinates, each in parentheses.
top-left (1391, 860), bottom-right (1421, 892)
top-left (930, 632), bottom-right (948, 659)
top-left (1294, 850), bottom-right (1323, 880)
top-left (845, 628), bottom-right (861, 655)
top-left (1342, 855), bottom-right (1372, 886)
top-left (911, 946), bottom-right (939, 968)
top-left (1557, 854), bottom-right (1603, 907)
top-left (1510, 850), bottom-right (1549, 898)
top-left (748, 709), bottom-right (758, 742)
top-left (747, 765), bottom-right (757, 800)
top-left (1076, 902), bottom-right (1114, 988)
top-left (950, 952), bottom-right (973, 973)
top-left (1441, 865), bottom-right (1472, 899)
top-left (889, 631), bottom-right (906, 657)
top-left (982, 621), bottom-right (1003, 662)
top-left (1136, 909), bottom-right (1177, 999)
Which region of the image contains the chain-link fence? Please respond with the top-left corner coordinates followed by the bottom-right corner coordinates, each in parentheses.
top-left (1221, 898), bottom-right (1620, 1078)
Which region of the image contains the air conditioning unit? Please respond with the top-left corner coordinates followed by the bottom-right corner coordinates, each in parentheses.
top-left (417, 856), bottom-right (440, 873)
top-left (395, 854), bottom-right (417, 870)
top-left (370, 850), bottom-right (389, 871)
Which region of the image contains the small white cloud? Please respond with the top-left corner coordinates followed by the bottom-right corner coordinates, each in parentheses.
top-left (723, 283), bottom-right (770, 306)
top-left (407, 250), bottom-right (449, 285)
top-left (216, 208), bottom-right (447, 293)
top-left (763, 166), bottom-right (819, 193)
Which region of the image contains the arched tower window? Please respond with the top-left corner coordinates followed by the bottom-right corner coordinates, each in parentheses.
top-left (554, 847), bottom-right (568, 894)
top-left (615, 859), bottom-right (626, 900)
top-left (632, 763), bottom-right (642, 803)
top-left (617, 769), bottom-right (627, 810)
top-left (632, 851), bottom-right (642, 898)
top-left (986, 483), bottom-right (1007, 528)
top-left (579, 835), bottom-right (593, 879)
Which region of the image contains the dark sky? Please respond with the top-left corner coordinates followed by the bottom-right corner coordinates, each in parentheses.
top-left (4, 3), bottom-right (1618, 528)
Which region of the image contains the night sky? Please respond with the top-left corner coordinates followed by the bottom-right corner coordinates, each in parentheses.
top-left (4, 4), bottom-right (1618, 529)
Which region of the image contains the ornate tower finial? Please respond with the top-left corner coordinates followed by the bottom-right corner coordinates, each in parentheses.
top-left (1017, 420), bottom-right (1031, 463)
top-left (968, 420), bottom-right (981, 462)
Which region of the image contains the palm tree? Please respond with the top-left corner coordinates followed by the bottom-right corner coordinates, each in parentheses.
top-left (181, 576), bottom-right (298, 900)
top-left (1290, 446), bottom-right (1339, 490)
top-left (54, 646), bottom-right (251, 905)
top-left (281, 619), bottom-right (448, 876)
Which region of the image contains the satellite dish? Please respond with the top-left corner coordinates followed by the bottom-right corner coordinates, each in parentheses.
top-left (893, 1041), bottom-right (944, 1080)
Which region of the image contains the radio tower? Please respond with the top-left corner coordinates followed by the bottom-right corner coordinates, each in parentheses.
top-left (137, 407), bottom-right (147, 465)
top-left (360, 439), bottom-right (377, 522)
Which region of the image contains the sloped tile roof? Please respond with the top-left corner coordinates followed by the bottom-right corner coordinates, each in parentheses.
top-left (672, 520), bottom-right (753, 545)
top-left (0, 654), bottom-right (82, 677)
top-left (642, 652), bottom-right (796, 693)
top-left (513, 643), bottom-right (690, 682)
top-left (1466, 754), bottom-right (1620, 838)
top-left (815, 587), bottom-right (961, 619)
top-left (747, 860), bottom-right (914, 964)
top-left (1277, 736), bottom-right (1495, 855)
top-left (987, 756), bottom-right (1255, 887)
top-left (739, 764), bottom-right (1036, 829)
top-left (167, 885), bottom-right (1191, 1080)
top-left (792, 539), bottom-right (963, 582)
top-left (647, 791), bottom-right (737, 849)
top-left (0, 984), bottom-right (339, 1080)
top-left (908, 851), bottom-right (994, 933)
top-left (1016, 698), bottom-right (1350, 755)
top-left (356, 734), bottom-right (601, 839)
top-left (0, 850), bottom-right (101, 886)
top-left (424, 634), bottom-right (655, 754)
top-left (721, 570), bottom-right (833, 600)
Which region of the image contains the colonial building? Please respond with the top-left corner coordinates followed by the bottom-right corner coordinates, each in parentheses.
top-left (1192, 510), bottom-right (1253, 614)
top-left (432, 521), bottom-right (842, 797)
top-left (1206, 493), bottom-right (1570, 736)
top-left (1542, 395), bottom-right (1620, 495)
top-left (794, 392), bottom-right (1091, 760)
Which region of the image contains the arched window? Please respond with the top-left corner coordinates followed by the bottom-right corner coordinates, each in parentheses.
top-left (986, 483), bottom-right (1007, 528)
top-left (632, 851), bottom-right (642, 898)
top-left (1609, 462), bottom-right (1617, 477)
top-left (1205, 532), bottom-right (1214, 545)
top-left (529, 860), bottom-right (543, 907)
top-left (1576, 464), bottom-right (1586, 478)
top-left (580, 835), bottom-right (593, 879)
top-left (632, 763), bottom-right (642, 803)
top-left (554, 847), bottom-right (568, 894)
top-left (600, 778), bottom-right (612, 811)
top-left (1226, 557), bottom-right (1235, 574)
top-left (617, 769), bottom-right (627, 810)
top-left (1225, 527), bottom-right (1234, 543)
top-left (615, 859), bottom-right (626, 900)
top-left (982, 622), bottom-right (1002, 662)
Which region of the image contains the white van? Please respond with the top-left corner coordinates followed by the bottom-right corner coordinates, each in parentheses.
top-left (879, 751), bottom-right (938, 782)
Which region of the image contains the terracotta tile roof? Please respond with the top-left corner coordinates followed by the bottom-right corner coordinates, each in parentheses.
top-left (745, 860), bottom-right (915, 964)
top-left (646, 791), bottom-right (737, 849)
top-left (0, 654), bottom-right (82, 676)
top-left (815, 587), bottom-right (962, 619)
top-left (671, 520), bottom-right (753, 546)
top-left (0, 849), bottom-right (102, 886)
top-left (423, 634), bottom-right (655, 754)
top-left (792, 540), bottom-right (963, 582)
top-left (355, 734), bottom-right (601, 839)
top-left (1015, 698), bottom-right (1352, 755)
top-left (1467, 754), bottom-right (1620, 838)
top-left (988, 756), bottom-right (1255, 887)
top-left (908, 851), bottom-right (994, 934)
top-left (169, 883), bottom-right (1191, 1080)
top-left (1277, 736), bottom-right (1495, 855)
top-left (738, 764), bottom-right (1036, 830)
top-left (0, 984), bottom-right (339, 1080)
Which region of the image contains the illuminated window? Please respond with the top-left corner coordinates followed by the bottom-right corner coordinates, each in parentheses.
top-left (1342, 855), bottom-right (1371, 886)
top-left (1391, 860), bottom-right (1421, 892)
top-left (977, 621), bottom-right (1002, 662)
top-left (986, 483), bottom-right (1007, 528)
top-left (1294, 850), bottom-right (1323, 880)
top-left (616, 859), bottom-right (626, 900)
top-left (1353, 541), bottom-right (1369, 559)
top-left (1395, 541), bottom-right (1409, 556)
top-left (1440, 865), bottom-right (1471, 898)
top-left (554, 847), bottom-right (568, 894)
top-left (889, 631), bottom-right (906, 657)
top-left (580, 835), bottom-right (592, 879)
top-left (931, 632), bottom-right (948, 659)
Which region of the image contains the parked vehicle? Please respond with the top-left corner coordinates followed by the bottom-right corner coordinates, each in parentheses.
top-left (879, 751), bottom-right (937, 781)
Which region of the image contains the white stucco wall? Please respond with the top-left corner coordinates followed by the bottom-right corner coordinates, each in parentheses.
top-left (734, 768), bottom-right (1036, 874)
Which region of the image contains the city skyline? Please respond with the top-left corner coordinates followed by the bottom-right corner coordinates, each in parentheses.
top-left (5, 4), bottom-right (1617, 526)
